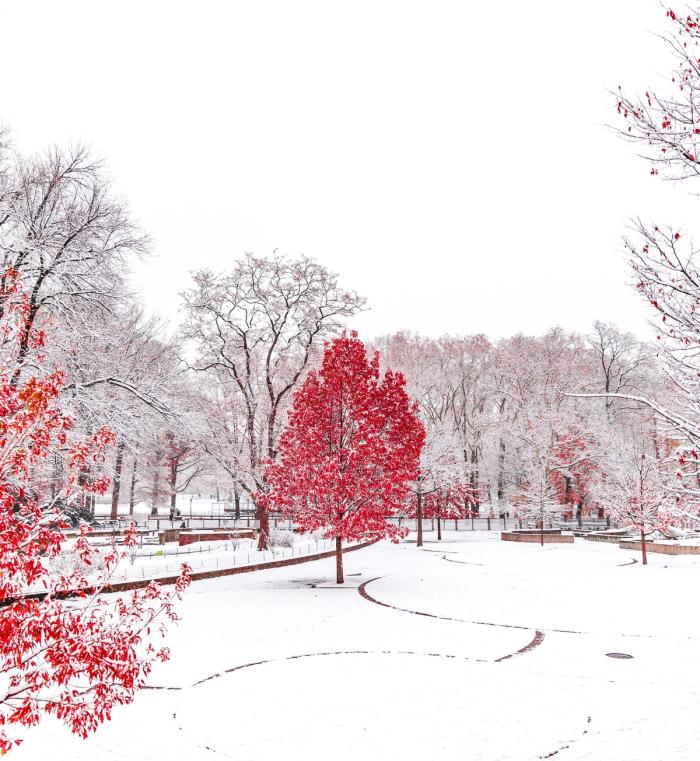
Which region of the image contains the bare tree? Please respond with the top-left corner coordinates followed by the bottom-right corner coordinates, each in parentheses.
top-left (181, 253), bottom-right (364, 548)
top-left (587, 321), bottom-right (648, 418)
top-left (604, 6), bottom-right (700, 514)
top-left (0, 144), bottom-right (148, 382)
top-left (197, 378), bottom-right (249, 518)
top-left (592, 430), bottom-right (675, 565)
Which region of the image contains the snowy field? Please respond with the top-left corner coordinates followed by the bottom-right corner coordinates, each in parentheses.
top-left (19, 532), bottom-right (700, 760)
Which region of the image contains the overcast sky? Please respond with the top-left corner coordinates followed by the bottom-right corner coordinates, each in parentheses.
top-left (2, 0), bottom-right (697, 341)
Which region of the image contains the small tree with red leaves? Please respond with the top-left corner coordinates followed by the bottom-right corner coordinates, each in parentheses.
top-left (263, 333), bottom-right (424, 583)
top-left (0, 271), bottom-right (190, 753)
top-left (421, 481), bottom-right (476, 541)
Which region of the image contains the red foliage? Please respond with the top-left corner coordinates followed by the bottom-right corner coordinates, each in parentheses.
top-left (0, 272), bottom-right (190, 753)
top-left (549, 430), bottom-right (597, 508)
top-left (263, 333), bottom-right (425, 544)
top-left (421, 482), bottom-right (477, 521)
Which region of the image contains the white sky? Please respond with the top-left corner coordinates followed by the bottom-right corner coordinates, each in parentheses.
top-left (2, 0), bottom-right (697, 340)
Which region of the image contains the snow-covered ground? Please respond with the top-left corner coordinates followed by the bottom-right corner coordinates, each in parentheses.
top-left (50, 533), bottom-right (342, 585)
top-left (18, 532), bottom-right (700, 760)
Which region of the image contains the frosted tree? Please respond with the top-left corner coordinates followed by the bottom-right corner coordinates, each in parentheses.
top-left (504, 331), bottom-right (599, 543)
top-left (196, 377), bottom-right (250, 517)
top-left (593, 431), bottom-right (675, 564)
top-left (36, 304), bottom-right (197, 521)
top-left (599, 5), bottom-right (700, 519)
top-left (379, 333), bottom-right (496, 544)
top-left (0, 140), bottom-right (147, 383)
top-left (263, 334), bottom-right (424, 583)
top-left (444, 335), bottom-right (495, 513)
top-left (587, 322), bottom-right (650, 420)
top-left (181, 253), bottom-right (364, 548)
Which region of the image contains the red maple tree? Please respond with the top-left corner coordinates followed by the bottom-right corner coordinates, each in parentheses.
top-left (0, 271), bottom-right (190, 753)
top-left (263, 333), bottom-right (425, 583)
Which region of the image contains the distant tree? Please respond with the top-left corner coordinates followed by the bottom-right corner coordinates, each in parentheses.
top-left (196, 378), bottom-right (249, 518)
top-left (163, 429), bottom-right (207, 513)
top-left (263, 333), bottom-right (424, 583)
top-left (379, 333), bottom-right (493, 545)
top-left (499, 331), bottom-right (598, 544)
top-left (404, 426), bottom-right (477, 541)
top-left (587, 322), bottom-right (648, 420)
top-left (52, 307), bottom-right (184, 520)
top-left (549, 430), bottom-right (598, 528)
top-left (420, 481), bottom-right (476, 541)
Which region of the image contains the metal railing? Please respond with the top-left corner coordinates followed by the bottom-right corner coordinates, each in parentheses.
top-left (95, 537), bottom-right (341, 584)
top-left (388, 517), bottom-right (517, 532)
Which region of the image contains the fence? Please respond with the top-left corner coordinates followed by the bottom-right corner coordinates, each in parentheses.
top-left (144, 516), bottom-right (294, 531)
top-left (106, 537), bottom-right (340, 584)
top-left (387, 517), bottom-right (613, 532)
top-left (99, 514), bottom-right (612, 535)
top-left (389, 517), bottom-right (516, 532)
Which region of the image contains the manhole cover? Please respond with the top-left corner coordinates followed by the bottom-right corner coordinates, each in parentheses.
top-left (606, 652), bottom-right (634, 659)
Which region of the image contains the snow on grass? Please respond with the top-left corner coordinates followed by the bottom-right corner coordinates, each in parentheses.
top-left (50, 532), bottom-right (344, 585)
top-left (17, 531), bottom-right (700, 760)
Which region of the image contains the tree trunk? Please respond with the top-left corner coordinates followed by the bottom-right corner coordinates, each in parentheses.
top-left (497, 437), bottom-right (506, 510)
top-left (641, 530), bottom-right (648, 565)
top-left (129, 455), bottom-right (138, 516)
top-left (150, 458), bottom-right (161, 517)
top-left (540, 507), bottom-right (544, 547)
top-left (470, 446), bottom-right (480, 512)
top-left (168, 456), bottom-right (178, 511)
top-left (437, 513), bottom-right (442, 541)
top-left (256, 501), bottom-right (269, 550)
top-left (416, 488), bottom-right (423, 548)
top-left (335, 536), bottom-right (344, 584)
top-left (78, 465), bottom-right (90, 515)
top-left (233, 483), bottom-right (241, 519)
top-left (110, 441), bottom-right (125, 521)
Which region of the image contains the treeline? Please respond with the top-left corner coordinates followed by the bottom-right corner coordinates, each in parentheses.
top-left (0, 128), bottom-right (690, 543)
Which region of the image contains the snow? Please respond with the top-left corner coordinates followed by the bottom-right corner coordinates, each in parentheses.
top-left (17, 531), bottom-right (700, 760)
top-left (92, 493), bottom-right (255, 519)
top-left (96, 535), bottom-right (339, 584)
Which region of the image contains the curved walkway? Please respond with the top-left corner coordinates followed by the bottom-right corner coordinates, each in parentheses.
top-left (357, 574), bottom-right (699, 641)
top-left (358, 575), bottom-right (546, 660)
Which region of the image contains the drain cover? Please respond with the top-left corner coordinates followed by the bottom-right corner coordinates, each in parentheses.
top-left (606, 652), bottom-right (634, 659)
